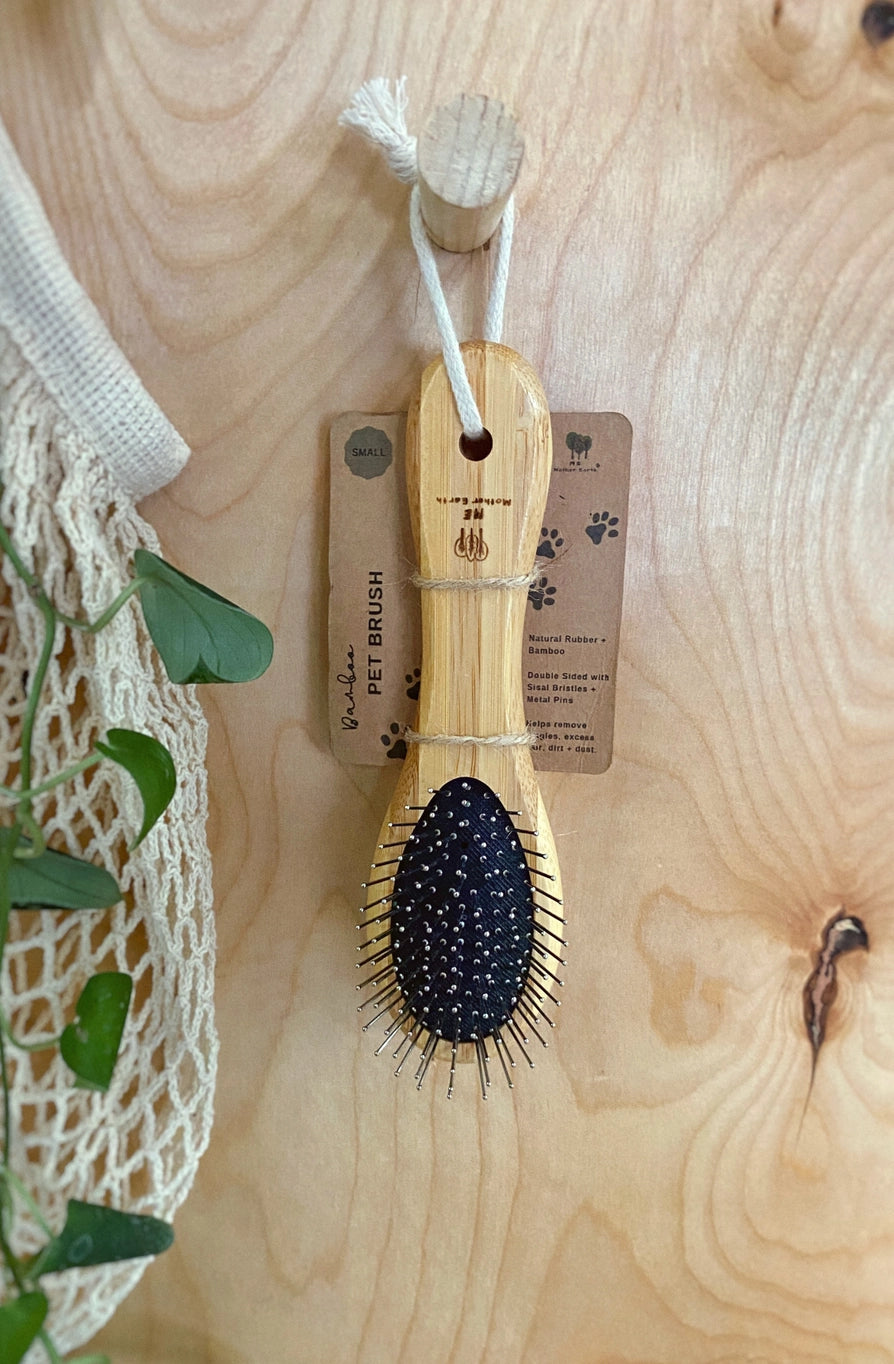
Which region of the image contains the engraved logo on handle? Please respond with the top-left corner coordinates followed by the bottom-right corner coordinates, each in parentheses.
top-left (454, 527), bottom-right (489, 561)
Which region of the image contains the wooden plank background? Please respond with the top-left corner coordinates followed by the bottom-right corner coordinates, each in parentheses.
top-left (2, 1), bottom-right (893, 1360)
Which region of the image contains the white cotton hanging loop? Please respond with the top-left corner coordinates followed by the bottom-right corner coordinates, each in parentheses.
top-left (483, 191), bottom-right (515, 344)
top-left (340, 78), bottom-right (516, 438)
top-left (408, 185), bottom-right (487, 438)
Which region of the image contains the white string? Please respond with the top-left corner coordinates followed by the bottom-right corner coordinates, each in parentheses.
top-left (483, 192), bottom-right (515, 344)
top-left (404, 729), bottom-right (536, 748)
top-left (408, 186), bottom-right (486, 436)
top-left (340, 78), bottom-right (516, 437)
top-left (411, 566), bottom-right (537, 591)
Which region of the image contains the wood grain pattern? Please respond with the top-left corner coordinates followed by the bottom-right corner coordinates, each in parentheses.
top-left (418, 95), bottom-right (524, 251)
top-left (411, 341), bottom-right (550, 739)
top-left (0, 0), bottom-right (892, 1360)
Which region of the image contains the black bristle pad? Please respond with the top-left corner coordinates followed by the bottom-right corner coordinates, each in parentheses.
top-left (390, 777), bottom-right (535, 1042)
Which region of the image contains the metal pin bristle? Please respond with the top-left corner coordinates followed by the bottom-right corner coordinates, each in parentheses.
top-left (517, 998), bottom-right (551, 1046)
top-left (415, 1032), bottom-right (438, 1089)
top-left (496, 1026), bottom-right (517, 1069)
top-left (357, 992), bottom-right (401, 1025)
top-left (355, 950), bottom-right (391, 975)
top-left (362, 994), bottom-right (402, 1031)
top-left (493, 1030), bottom-right (514, 1087)
top-left (356, 930), bottom-right (390, 953)
top-left (356, 911), bottom-right (394, 931)
top-left (362, 873), bottom-right (397, 890)
top-left (532, 940), bottom-right (567, 967)
top-left (530, 958), bottom-right (564, 988)
top-left (530, 981), bottom-right (562, 1008)
top-left (359, 893), bottom-right (394, 912)
top-left (395, 1022), bottom-right (424, 1074)
top-left (447, 1033), bottom-right (459, 1099)
top-left (357, 974), bottom-right (398, 1005)
top-left (474, 1037), bottom-right (489, 1099)
top-left (534, 922), bottom-right (568, 947)
top-left (532, 902), bottom-right (566, 925)
top-left (506, 1015), bottom-right (535, 1065)
top-left (374, 1009), bottom-right (409, 1054)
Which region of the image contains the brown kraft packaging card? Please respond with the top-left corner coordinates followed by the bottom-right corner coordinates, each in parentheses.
top-left (328, 411), bottom-right (631, 774)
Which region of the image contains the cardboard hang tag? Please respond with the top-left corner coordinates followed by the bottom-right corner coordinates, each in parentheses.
top-left (328, 411), bottom-right (631, 774)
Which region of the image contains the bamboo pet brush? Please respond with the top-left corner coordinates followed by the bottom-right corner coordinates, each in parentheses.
top-left (356, 340), bottom-right (565, 1097)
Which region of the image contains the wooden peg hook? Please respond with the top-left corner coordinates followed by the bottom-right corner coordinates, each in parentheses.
top-left (417, 94), bottom-right (524, 253)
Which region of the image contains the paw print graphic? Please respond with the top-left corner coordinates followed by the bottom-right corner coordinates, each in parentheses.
top-left (585, 511), bottom-right (620, 546)
top-left (528, 575), bottom-right (557, 611)
top-left (537, 528), bottom-right (564, 560)
top-left (381, 724), bottom-right (407, 760)
top-left (405, 668), bottom-right (421, 701)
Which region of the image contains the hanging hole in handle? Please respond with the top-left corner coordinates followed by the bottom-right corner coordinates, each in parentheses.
top-left (459, 429), bottom-right (493, 461)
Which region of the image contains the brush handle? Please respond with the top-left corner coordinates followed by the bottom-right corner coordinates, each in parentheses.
top-left (406, 342), bottom-right (552, 742)
top-left (361, 343), bottom-right (563, 1077)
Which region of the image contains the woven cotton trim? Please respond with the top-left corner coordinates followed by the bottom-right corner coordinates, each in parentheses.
top-left (0, 119), bottom-right (189, 501)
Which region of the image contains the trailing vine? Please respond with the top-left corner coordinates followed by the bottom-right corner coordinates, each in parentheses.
top-left (0, 493), bottom-right (273, 1363)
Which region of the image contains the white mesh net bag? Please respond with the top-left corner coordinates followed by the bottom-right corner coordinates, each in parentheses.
top-left (0, 119), bottom-right (216, 1355)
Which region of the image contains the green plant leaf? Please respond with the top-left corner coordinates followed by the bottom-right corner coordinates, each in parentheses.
top-left (0, 830), bottom-right (120, 911)
top-left (60, 973), bottom-right (132, 1091)
top-left (134, 549), bottom-right (273, 684)
top-left (31, 1200), bottom-right (174, 1276)
top-left (94, 728), bottom-right (176, 849)
top-left (0, 1291), bottom-right (48, 1362)
top-left (68, 1356), bottom-right (111, 1363)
